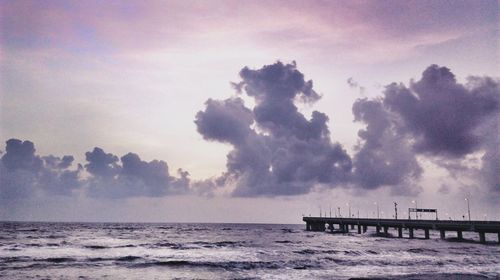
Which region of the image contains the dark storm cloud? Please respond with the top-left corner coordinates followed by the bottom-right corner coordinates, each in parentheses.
top-left (194, 98), bottom-right (253, 145)
top-left (43, 155), bottom-right (75, 169)
top-left (84, 148), bottom-right (190, 198)
top-left (353, 64), bottom-right (499, 194)
top-left (0, 140), bottom-right (189, 199)
top-left (1, 139), bottom-right (42, 171)
top-left (195, 61), bottom-right (352, 197)
top-left (85, 147), bottom-right (121, 178)
top-left (352, 98), bottom-right (422, 193)
top-left (2, 63), bottom-right (498, 200)
top-left (383, 65), bottom-right (498, 157)
top-left (0, 139), bottom-right (81, 198)
top-left (197, 62), bottom-right (499, 197)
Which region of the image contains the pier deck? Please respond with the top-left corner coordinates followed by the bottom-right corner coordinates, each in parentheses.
top-left (303, 217), bottom-right (500, 243)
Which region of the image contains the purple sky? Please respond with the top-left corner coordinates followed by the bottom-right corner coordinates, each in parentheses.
top-left (1, 0), bottom-right (498, 222)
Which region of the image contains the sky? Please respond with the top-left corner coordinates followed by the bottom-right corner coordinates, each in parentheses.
top-left (0, 0), bottom-right (499, 223)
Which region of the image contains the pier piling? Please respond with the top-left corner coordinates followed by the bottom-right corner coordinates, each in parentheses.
top-left (479, 232), bottom-right (486, 243)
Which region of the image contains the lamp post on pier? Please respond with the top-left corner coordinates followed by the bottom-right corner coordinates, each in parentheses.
top-left (394, 202), bottom-right (398, 220)
top-left (465, 198), bottom-right (471, 222)
top-left (412, 200), bottom-right (418, 219)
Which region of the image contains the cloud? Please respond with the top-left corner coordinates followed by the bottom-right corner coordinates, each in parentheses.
top-left (1, 139), bottom-right (42, 171)
top-left (85, 147), bottom-right (121, 178)
top-left (195, 61), bottom-right (352, 197)
top-left (347, 77), bottom-right (365, 95)
top-left (352, 98), bottom-right (422, 194)
top-left (84, 148), bottom-right (190, 198)
top-left (353, 64), bottom-right (499, 195)
top-left (383, 65), bottom-right (498, 157)
top-left (0, 139), bottom-right (189, 199)
top-left (0, 139), bottom-right (81, 198)
top-left (194, 98), bottom-right (253, 145)
top-left (197, 62), bottom-right (499, 198)
top-left (2, 63), bottom-right (498, 200)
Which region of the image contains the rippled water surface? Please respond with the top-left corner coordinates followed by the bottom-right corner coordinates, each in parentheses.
top-left (0, 222), bottom-right (499, 279)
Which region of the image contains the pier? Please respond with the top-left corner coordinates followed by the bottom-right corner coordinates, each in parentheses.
top-left (303, 217), bottom-right (500, 244)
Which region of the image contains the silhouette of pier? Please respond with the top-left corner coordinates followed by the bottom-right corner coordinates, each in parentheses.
top-left (303, 217), bottom-right (500, 244)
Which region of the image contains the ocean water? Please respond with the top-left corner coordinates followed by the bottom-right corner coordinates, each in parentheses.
top-left (0, 222), bottom-right (499, 279)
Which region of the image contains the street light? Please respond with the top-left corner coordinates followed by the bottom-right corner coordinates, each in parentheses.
top-left (374, 202), bottom-right (379, 219)
top-left (465, 198), bottom-right (471, 222)
top-left (346, 203), bottom-right (351, 218)
top-left (394, 202), bottom-right (398, 220)
top-left (412, 200), bottom-right (418, 219)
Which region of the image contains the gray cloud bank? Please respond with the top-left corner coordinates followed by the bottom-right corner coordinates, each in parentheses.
top-left (196, 62), bottom-right (499, 197)
top-left (0, 140), bottom-right (189, 199)
top-left (195, 62), bottom-right (352, 196)
top-left (1, 62), bottom-right (498, 200)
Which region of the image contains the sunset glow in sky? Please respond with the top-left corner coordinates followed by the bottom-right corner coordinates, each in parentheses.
top-left (1, 1), bottom-right (498, 222)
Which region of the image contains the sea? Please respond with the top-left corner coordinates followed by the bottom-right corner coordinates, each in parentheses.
top-left (0, 222), bottom-right (499, 279)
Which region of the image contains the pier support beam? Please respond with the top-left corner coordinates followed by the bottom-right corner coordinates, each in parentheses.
top-left (457, 231), bottom-right (463, 240)
top-left (363, 225), bottom-right (367, 233)
top-left (357, 224), bottom-right (362, 234)
top-left (376, 226), bottom-right (381, 235)
top-left (498, 233), bottom-right (500, 244)
top-left (351, 224), bottom-right (355, 230)
top-left (409, 228), bottom-right (414, 239)
top-left (383, 226), bottom-right (388, 234)
top-left (398, 227), bottom-right (403, 238)
top-left (306, 222), bottom-right (311, 231)
top-left (479, 232), bottom-right (486, 244)
top-left (424, 229), bottom-right (430, 239)
top-left (344, 224), bottom-right (349, 233)
top-left (440, 230), bottom-right (446, 239)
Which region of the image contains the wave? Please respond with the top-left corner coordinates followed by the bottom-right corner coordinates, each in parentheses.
top-left (407, 248), bottom-right (439, 254)
top-left (0, 256), bottom-right (31, 263)
top-left (114, 244), bottom-right (137, 248)
top-left (46, 234), bottom-right (66, 239)
top-left (17, 229), bottom-right (38, 232)
top-left (130, 260), bottom-right (282, 270)
top-left (349, 273), bottom-right (490, 280)
top-left (42, 257), bottom-right (77, 263)
top-left (293, 249), bottom-right (339, 255)
top-left (116, 255), bottom-right (142, 262)
top-left (190, 240), bottom-right (248, 248)
top-left (84, 245), bottom-right (109, 250)
top-left (274, 240), bottom-right (299, 244)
